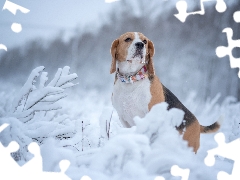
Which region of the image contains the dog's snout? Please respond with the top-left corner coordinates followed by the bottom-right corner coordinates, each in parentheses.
top-left (135, 42), bottom-right (144, 49)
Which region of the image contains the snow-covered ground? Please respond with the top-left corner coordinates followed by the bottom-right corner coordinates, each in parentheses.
top-left (0, 66), bottom-right (240, 180)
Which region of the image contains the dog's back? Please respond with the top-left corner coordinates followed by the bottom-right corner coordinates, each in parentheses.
top-left (162, 84), bottom-right (220, 133)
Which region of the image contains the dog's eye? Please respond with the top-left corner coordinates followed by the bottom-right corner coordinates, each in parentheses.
top-left (143, 40), bottom-right (147, 44)
top-left (125, 38), bottom-right (132, 42)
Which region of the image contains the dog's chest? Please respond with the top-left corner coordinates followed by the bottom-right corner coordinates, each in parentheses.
top-left (112, 78), bottom-right (152, 126)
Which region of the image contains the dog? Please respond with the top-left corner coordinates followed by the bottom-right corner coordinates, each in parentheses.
top-left (110, 32), bottom-right (220, 153)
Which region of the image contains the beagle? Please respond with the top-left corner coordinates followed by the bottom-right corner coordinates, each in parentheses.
top-left (110, 32), bottom-right (220, 153)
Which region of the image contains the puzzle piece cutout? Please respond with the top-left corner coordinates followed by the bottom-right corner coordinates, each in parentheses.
top-left (11, 23), bottom-right (22, 33)
top-left (171, 165), bottom-right (190, 180)
top-left (0, 123), bottom-right (9, 132)
top-left (0, 0), bottom-right (30, 50)
top-left (0, 124), bottom-right (62, 179)
top-left (175, 0), bottom-right (227, 22)
top-left (0, 140), bottom-right (20, 177)
top-left (0, 124), bottom-right (23, 179)
top-left (80, 176), bottom-right (92, 180)
top-left (215, 27), bottom-right (240, 78)
top-left (204, 132), bottom-right (240, 180)
top-left (154, 176), bottom-right (165, 180)
top-left (2, 0), bottom-right (30, 33)
top-left (0, 44), bottom-right (7, 51)
top-left (0, 123), bottom-right (93, 180)
top-left (105, 0), bottom-right (120, 3)
top-left (29, 147), bottom-right (72, 179)
top-left (2, 0), bottom-right (30, 15)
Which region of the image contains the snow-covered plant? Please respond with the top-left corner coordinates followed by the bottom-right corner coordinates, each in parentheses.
top-left (10, 66), bottom-right (78, 122)
top-left (0, 66), bottom-right (78, 163)
top-left (89, 103), bottom-right (215, 180)
top-left (80, 118), bottom-right (92, 151)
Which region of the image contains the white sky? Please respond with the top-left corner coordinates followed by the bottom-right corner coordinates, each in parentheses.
top-left (0, 0), bottom-right (116, 49)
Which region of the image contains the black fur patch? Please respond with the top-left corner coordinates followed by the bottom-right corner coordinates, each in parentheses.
top-left (202, 122), bottom-right (220, 133)
top-left (162, 84), bottom-right (196, 130)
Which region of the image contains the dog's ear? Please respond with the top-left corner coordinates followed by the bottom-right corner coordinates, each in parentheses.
top-left (110, 39), bottom-right (119, 74)
top-left (147, 40), bottom-right (155, 76)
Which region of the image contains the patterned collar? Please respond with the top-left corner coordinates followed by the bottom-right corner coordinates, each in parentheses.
top-left (117, 65), bottom-right (148, 84)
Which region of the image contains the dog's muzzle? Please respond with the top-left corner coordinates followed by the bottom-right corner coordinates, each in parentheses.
top-left (133, 42), bottom-right (144, 59)
top-left (135, 42), bottom-right (144, 49)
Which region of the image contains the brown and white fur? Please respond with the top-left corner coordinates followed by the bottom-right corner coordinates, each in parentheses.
top-left (110, 32), bottom-right (220, 153)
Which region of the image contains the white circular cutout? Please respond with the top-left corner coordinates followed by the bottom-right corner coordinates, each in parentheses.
top-left (204, 154), bottom-right (215, 166)
top-left (11, 23), bottom-right (22, 33)
top-left (215, 0), bottom-right (227, 13)
top-left (176, 0), bottom-right (188, 13)
top-left (81, 175), bottom-right (92, 180)
top-left (154, 176), bottom-right (165, 180)
top-left (233, 11), bottom-right (240, 23)
top-left (8, 141), bottom-right (19, 152)
top-left (216, 46), bottom-right (227, 58)
top-left (105, 0), bottom-right (119, 3)
top-left (0, 44), bottom-right (7, 51)
top-left (59, 160), bottom-right (70, 172)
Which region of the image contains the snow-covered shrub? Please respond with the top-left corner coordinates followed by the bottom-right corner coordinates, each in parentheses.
top-left (88, 103), bottom-right (215, 180)
top-left (0, 66), bottom-right (79, 164)
top-left (10, 66), bottom-right (78, 122)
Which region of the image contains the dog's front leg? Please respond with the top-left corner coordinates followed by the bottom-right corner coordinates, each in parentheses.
top-left (119, 117), bottom-right (131, 128)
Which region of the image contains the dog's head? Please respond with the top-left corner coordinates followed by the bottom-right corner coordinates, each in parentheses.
top-left (110, 32), bottom-right (155, 76)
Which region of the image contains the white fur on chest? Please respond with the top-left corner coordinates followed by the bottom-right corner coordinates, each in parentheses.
top-left (112, 78), bottom-right (151, 127)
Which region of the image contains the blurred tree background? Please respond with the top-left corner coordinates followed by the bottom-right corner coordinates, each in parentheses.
top-left (0, 0), bottom-right (239, 102)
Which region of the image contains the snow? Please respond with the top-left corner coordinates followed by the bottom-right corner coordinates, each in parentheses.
top-left (0, 66), bottom-right (240, 180)
top-left (1, 0), bottom-right (239, 178)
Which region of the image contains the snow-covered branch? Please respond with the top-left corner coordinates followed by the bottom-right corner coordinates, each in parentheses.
top-left (11, 66), bottom-right (45, 113)
top-left (9, 66), bottom-right (78, 122)
top-left (0, 66), bottom-right (79, 163)
top-left (48, 66), bottom-right (78, 89)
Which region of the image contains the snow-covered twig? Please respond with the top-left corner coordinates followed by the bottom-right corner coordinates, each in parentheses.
top-left (106, 111), bottom-right (113, 140)
top-left (99, 108), bottom-right (114, 147)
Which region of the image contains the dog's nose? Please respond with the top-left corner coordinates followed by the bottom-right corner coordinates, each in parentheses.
top-left (135, 42), bottom-right (144, 49)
